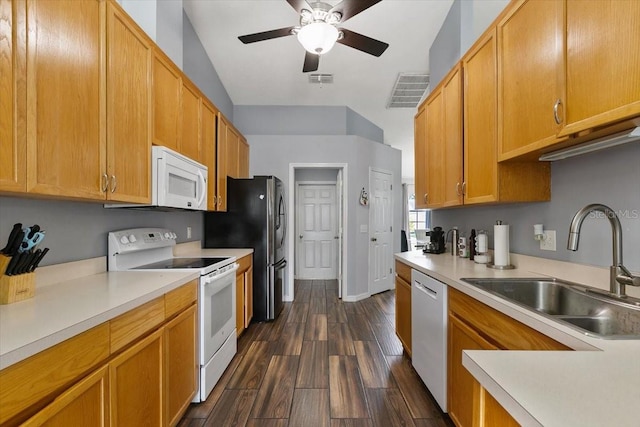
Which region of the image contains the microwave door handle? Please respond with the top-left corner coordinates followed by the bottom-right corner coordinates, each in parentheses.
top-left (197, 169), bottom-right (206, 208)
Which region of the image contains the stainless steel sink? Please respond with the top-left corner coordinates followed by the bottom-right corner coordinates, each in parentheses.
top-left (461, 278), bottom-right (640, 339)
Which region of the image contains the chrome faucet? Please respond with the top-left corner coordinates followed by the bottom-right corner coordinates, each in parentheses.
top-left (567, 203), bottom-right (640, 298)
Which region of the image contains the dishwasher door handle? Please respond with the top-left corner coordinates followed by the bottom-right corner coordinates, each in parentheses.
top-left (415, 281), bottom-right (438, 299)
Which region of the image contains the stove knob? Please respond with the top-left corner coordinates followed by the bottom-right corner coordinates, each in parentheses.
top-left (120, 235), bottom-right (130, 244)
top-left (164, 232), bottom-right (170, 239)
top-left (128, 235), bottom-right (137, 243)
top-left (171, 232), bottom-right (177, 239)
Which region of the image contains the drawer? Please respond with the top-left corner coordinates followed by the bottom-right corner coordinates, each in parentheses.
top-left (165, 280), bottom-right (197, 319)
top-left (395, 260), bottom-right (412, 283)
top-left (110, 296), bottom-right (165, 353)
top-left (0, 324), bottom-right (110, 425)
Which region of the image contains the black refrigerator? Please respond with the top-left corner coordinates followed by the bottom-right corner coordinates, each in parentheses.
top-left (204, 176), bottom-right (287, 321)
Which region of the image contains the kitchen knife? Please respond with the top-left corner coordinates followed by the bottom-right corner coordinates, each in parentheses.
top-left (13, 252), bottom-right (33, 275)
top-left (25, 249), bottom-right (42, 273)
top-left (4, 252), bottom-right (25, 276)
top-left (17, 251), bottom-right (39, 275)
top-left (1, 223), bottom-right (22, 255)
top-left (6, 230), bottom-right (25, 257)
top-left (28, 248), bottom-right (49, 273)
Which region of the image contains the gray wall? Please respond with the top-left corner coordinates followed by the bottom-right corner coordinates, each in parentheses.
top-left (156, 0), bottom-right (183, 69)
top-left (183, 11), bottom-right (234, 119)
top-left (233, 106), bottom-right (384, 143)
top-left (119, 0), bottom-right (156, 40)
top-left (295, 169), bottom-right (339, 182)
top-left (249, 135), bottom-right (402, 299)
top-left (431, 142), bottom-right (640, 272)
top-left (0, 197), bottom-right (203, 267)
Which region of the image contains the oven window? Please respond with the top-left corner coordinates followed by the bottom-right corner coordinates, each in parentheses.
top-left (211, 283), bottom-right (233, 336)
top-left (168, 172), bottom-right (196, 198)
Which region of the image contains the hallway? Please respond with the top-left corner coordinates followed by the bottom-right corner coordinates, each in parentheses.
top-left (180, 280), bottom-right (453, 426)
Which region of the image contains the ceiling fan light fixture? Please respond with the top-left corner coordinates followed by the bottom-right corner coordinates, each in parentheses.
top-left (297, 22), bottom-right (339, 55)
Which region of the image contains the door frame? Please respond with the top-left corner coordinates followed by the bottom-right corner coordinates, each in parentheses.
top-left (288, 163), bottom-right (348, 302)
top-left (368, 167), bottom-right (394, 295)
top-left (295, 181), bottom-right (338, 280)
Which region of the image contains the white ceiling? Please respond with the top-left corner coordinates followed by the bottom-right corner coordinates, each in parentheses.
top-left (183, 0), bottom-right (454, 182)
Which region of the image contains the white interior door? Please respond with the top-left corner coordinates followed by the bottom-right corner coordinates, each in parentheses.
top-left (336, 169), bottom-right (344, 298)
top-left (296, 184), bottom-right (338, 279)
top-left (369, 169), bottom-right (393, 295)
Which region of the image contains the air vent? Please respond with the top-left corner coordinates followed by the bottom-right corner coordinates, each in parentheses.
top-left (309, 73), bottom-right (334, 84)
top-left (386, 73), bottom-right (430, 108)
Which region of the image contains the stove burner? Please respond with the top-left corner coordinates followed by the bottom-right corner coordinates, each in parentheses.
top-left (133, 257), bottom-right (230, 270)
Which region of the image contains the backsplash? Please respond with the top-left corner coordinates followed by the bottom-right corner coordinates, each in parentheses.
top-left (0, 197), bottom-right (203, 267)
top-left (431, 142), bottom-right (640, 272)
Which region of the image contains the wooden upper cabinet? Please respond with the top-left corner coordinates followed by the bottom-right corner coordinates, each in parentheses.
top-left (413, 104), bottom-right (427, 209)
top-left (442, 65), bottom-right (463, 207)
top-left (153, 51), bottom-right (181, 151)
top-left (106, 1), bottom-right (151, 203)
top-left (226, 126), bottom-right (240, 179)
top-left (464, 29), bottom-right (498, 204)
top-left (238, 137), bottom-right (250, 178)
top-left (181, 81), bottom-right (201, 162)
top-left (497, 0), bottom-right (565, 160)
top-left (202, 101), bottom-right (218, 211)
top-left (424, 87), bottom-right (445, 208)
top-left (0, 0), bottom-right (25, 193)
top-left (23, 0), bottom-right (106, 199)
top-left (216, 112), bottom-right (228, 211)
top-left (560, 0), bottom-right (640, 136)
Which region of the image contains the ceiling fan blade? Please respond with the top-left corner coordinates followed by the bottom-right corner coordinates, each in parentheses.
top-left (337, 28), bottom-right (389, 57)
top-left (238, 26), bottom-right (296, 44)
top-left (303, 51), bottom-right (319, 73)
top-left (329, 0), bottom-right (382, 23)
top-left (286, 0), bottom-right (313, 14)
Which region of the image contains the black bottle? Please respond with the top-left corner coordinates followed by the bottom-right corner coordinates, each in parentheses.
top-left (469, 229), bottom-right (476, 261)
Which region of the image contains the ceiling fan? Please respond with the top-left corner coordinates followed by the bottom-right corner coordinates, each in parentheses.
top-left (238, 0), bottom-right (389, 73)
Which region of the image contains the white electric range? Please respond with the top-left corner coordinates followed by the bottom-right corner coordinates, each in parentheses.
top-left (108, 228), bottom-right (238, 402)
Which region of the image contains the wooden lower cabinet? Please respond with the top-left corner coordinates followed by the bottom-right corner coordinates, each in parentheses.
top-left (236, 254), bottom-right (254, 335)
top-left (110, 328), bottom-right (164, 426)
top-left (394, 260), bottom-right (412, 356)
top-left (165, 305), bottom-right (198, 427)
top-left (447, 288), bottom-right (570, 427)
top-left (22, 365), bottom-right (109, 427)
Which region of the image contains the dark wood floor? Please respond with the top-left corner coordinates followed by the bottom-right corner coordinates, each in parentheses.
top-left (179, 280), bottom-right (455, 427)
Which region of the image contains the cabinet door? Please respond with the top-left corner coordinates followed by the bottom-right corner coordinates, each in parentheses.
top-left (216, 112), bottom-right (228, 211)
top-left (106, 1), bottom-right (151, 203)
top-left (442, 65), bottom-right (463, 207)
top-left (24, 0), bottom-right (106, 199)
top-left (245, 266), bottom-right (253, 327)
top-left (22, 366), bottom-right (109, 427)
top-left (181, 81), bottom-right (201, 162)
top-left (498, 0), bottom-right (564, 160)
top-left (424, 90), bottom-right (445, 208)
top-left (165, 305), bottom-right (197, 427)
top-left (238, 137), bottom-right (250, 178)
top-left (561, 0), bottom-right (640, 136)
top-left (153, 52), bottom-right (181, 151)
top-left (235, 272), bottom-right (245, 336)
top-left (394, 275), bottom-right (412, 356)
top-left (0, 0), bottom-right (25, 192)
top-left (110, 328), bottom-right (163, 427)
top-left (413, 105), bottom-right (428, 209)
top-left (202, 101), bottom-right (218, 211)
top-left (448, 314), bottom-right (499, 427)
top-left (464, 29), bottom-right (498, 204)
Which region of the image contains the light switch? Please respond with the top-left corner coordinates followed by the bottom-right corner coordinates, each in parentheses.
top-left (360, 224), bottom-right (368, 233)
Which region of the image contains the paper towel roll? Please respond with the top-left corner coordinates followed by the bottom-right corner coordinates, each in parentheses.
top-left (493, 224), bottom-right (510, 266)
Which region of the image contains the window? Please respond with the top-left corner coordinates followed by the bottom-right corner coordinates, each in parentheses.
top-left (407, 193), bottom-right (431, 249)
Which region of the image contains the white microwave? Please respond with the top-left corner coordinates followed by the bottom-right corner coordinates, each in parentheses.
top-left (106, 146), bottom-right (207, 211)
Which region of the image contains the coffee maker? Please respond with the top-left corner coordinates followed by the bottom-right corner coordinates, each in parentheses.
top-left (423, 226), bottom-right (446, 254)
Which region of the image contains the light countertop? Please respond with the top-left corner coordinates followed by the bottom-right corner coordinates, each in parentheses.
top-left (396, 250), bottom-right (640, 427)
top-left (0, 244), bottom-right (253, 371)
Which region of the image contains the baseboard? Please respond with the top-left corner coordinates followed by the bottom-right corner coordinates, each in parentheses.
top-left (342, 292), bottom-right (370, 302)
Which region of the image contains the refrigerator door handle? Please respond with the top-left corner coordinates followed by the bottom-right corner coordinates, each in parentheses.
top-left (274, 259), bottom-right (287, 270)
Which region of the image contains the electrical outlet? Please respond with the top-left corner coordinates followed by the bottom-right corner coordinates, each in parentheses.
top-left (540, 230), bottom-right (556, 251)
top-left (187, 226), bottom-right (192, 239)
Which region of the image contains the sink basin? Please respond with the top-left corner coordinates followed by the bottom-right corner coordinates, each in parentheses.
top-left (461, 278), bottom-right (640, 339)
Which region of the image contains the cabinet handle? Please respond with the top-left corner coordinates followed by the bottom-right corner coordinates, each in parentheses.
top-left (110, 175), bottom-right (117, 193)
top-left (553, 99), bottom-right (563, 125)
top-left (456, 182), bottom-right (461, 196)
top-left (424, 193), bottom-right (428, 203)
top-left (101, 173), bottom-right (109, 193)
top-left (462, 182), bottom-right (466, 196)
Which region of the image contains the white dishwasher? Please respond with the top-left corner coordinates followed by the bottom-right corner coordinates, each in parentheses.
top-left (411, 269), bottom-right (448, 412)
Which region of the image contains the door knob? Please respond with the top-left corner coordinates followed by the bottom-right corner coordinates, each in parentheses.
top-left (371, 237), bottom-right (377, 242)
top-left (299, 235), bottom-right (303, 239)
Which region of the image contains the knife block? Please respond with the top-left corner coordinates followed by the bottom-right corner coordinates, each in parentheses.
top-left (0, 254), bottom-right (35, 304)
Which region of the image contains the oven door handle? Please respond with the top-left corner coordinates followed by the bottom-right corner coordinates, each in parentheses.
top-left (203, 263), bottom-right (239, 285)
